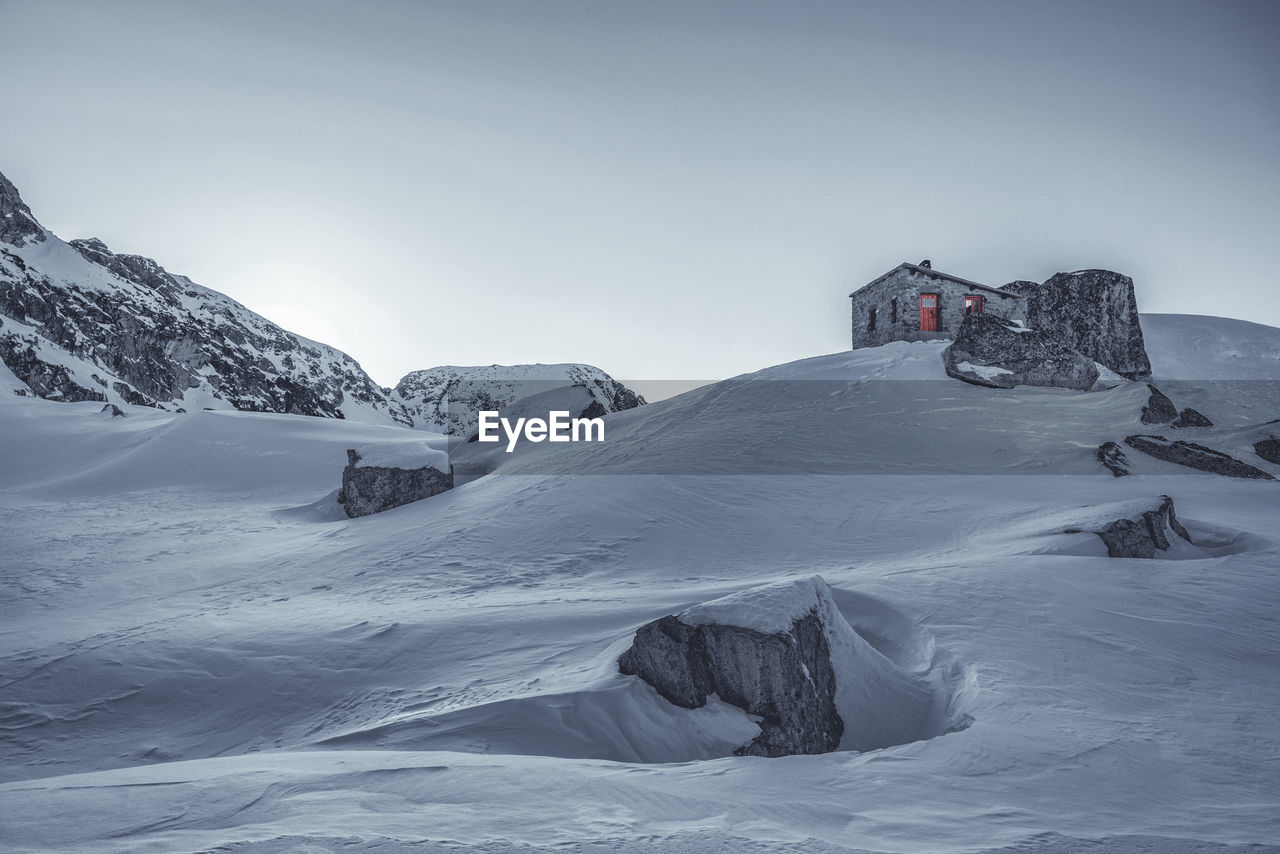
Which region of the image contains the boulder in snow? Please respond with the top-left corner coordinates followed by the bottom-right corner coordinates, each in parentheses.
top-left (1140, 384), bottom-right (1178, 424)
top-left (943, 313), bottom-right (1099, 390)
top-left (1096, 441), bottom-right (1130, 477)
top-left (1171, 408), bottom-right (1212, 428)
top-left (1064, 495), bottom-right (1192, 558)
top-left (1002, 270), bottom-right (1151, 379)
top-left (339, 443), bottom-right (453, 518)
top-left (618, 576), bottom-right (932, 758)
top-left (100, 403), bottom-right (125, 418)
top-left (1124, 434), bottom-right (1275, 480)
top-left (1255, 435), bottom-right (1280, 465)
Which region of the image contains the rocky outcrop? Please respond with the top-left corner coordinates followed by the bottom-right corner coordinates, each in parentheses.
top-left (0, 335), bottom-right (105, 402)
top-left (0, 171), bottom-right (411, 423)
top-left (1172, 408), bottom-right (1213, 428)
top-left (100, 403), bottom-right (126, 417)
top-left (1140, 385), bottom-right (1178, 424)
top-left (943, 313), bottom-right (1099, 390)
top-left (1002, 270), bottom-right (1151, 379)
top-left (1255, 436), bottom-right (1280, 465)
top-left (1124, 435), bottom-right (1276, 480)
top-left (339, 446), bottom-right (454, 518)
top-left (1065, 495), bottom-right (1192, 558)
top-left (1097, 441), bottom-right (1130, 477)
top-left (0, 172), bottom-right (45, 248)
top-left (620, 611), bottom-right (843, 757)
top-left (395, 364), bottom-right (645, 437)
top-left (618, 577), bottom-right (933, 758)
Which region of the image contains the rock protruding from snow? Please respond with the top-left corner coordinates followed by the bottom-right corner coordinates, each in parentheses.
top-left (394, 363), bottom-right (645, 437)
top-left (943, 313), bottom-right (1099, 390)
top-left (1065, 495), bottom-right (1192, 558)
top-left (618, 576), bottom-right (933, 758)
top-left (339, 446), bottom-right (453, 518)
top-left (1002, 270), bottom-right (1151, 379)
top-left (1097, 441), bottom-right (1130, 477)
top-left (1124, 434), bottom-right (1276, 480)
top-left (0, 171), bottom-right (45, 248)
top-left (1172, 407), bottom-right (1213, 428)
top-left (99, 403), bottom-right (125, 418)
top-left (1140, 384), bottom-right (1178, 424)
top-left (1255, 435), bottom-right (1280, 465)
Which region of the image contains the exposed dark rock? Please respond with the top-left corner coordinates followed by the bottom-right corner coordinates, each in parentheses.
top-left (0, 335), bottom-right (105, 402)
top-left (1124, 434), bottom-right (1276, 480)
top-left (112, 381), bottom-right (158, 408)
top-left (1097, 441), bottom-right (1130, 477)
top-left (1066, 495), bottom-right (1192, 558)
top-left (1002, 270), bottom-right (1151, 378)
top-left (619, 611), bottom-right (843, 758)
top-left (1140, 384), bottom-right (1178, 424)
top-left (1171, 408), bottom-right (1213, 428)
top-left (618, 577), bottom-right (937, 758)
top-left (0, 172), bottom-right (45, 248)
top-left (1254, 436), bottom-right (1280, 465)
top-left (943, 313), bottom-right (1099, 390)
top-left (339, 448), bottom-right (454, 518)
top-left (100, 403), bottom-right (126, 417)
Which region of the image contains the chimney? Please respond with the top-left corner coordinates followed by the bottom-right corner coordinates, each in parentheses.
top-left (919, 259), bottom-right (932, 269)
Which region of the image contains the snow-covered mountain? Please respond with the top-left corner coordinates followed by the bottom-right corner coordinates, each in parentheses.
top-left (0, 171), bottom-right (411, 424)
top-left (394, 362), bottom-right (645, 436)
top-left (0, 171), bottom-right (649, 435)
top-left (1, 312), bottom-right (1277, 852)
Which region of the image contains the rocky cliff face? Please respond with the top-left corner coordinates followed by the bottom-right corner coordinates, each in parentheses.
top-left (1003, 270), bottom-right (1152, 379)
top-left (0, 172), bottom-right (44, 248)
top-left (394, 363), bottom-right (645, 437)
top-left (0, 171), bottom-right (410, 424)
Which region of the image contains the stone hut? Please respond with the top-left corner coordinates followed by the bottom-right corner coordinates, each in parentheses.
top-left (849, 260), bottom-right (1026, 349)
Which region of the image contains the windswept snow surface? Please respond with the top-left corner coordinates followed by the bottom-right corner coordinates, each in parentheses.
top-left (351, 439), bottom-right (450, 473)
top-left (0, 314), bottom-right (1278, 852)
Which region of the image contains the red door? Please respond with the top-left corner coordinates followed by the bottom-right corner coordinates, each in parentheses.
top-left (919, 293), bottom-right (938, 331)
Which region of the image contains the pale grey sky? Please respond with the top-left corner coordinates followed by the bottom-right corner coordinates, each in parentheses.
top-left (3, 0), bottom-right (1277, 386)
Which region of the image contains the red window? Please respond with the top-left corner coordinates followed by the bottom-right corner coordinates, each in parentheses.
top-left (964, 295), bottom-right (984, 315)
top-left (919, 293), bottom-right (938, 332)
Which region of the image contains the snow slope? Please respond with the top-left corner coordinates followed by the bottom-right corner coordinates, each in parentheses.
top-left (1143, 313), bottom-right (1280, 380)
top-left (0, 314), bottom-right (1278, 852)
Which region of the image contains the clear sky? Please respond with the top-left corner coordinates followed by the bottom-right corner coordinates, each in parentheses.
top-left (3, 0), bottom-right (1277, 386)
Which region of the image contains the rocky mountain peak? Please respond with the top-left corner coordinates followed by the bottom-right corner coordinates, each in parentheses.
top-left (0, 171), bottom-right (46, 248)
top-left (68, 238), bottom-right (182, 301)
top-left (0, 171), bottom-right (413, 424)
